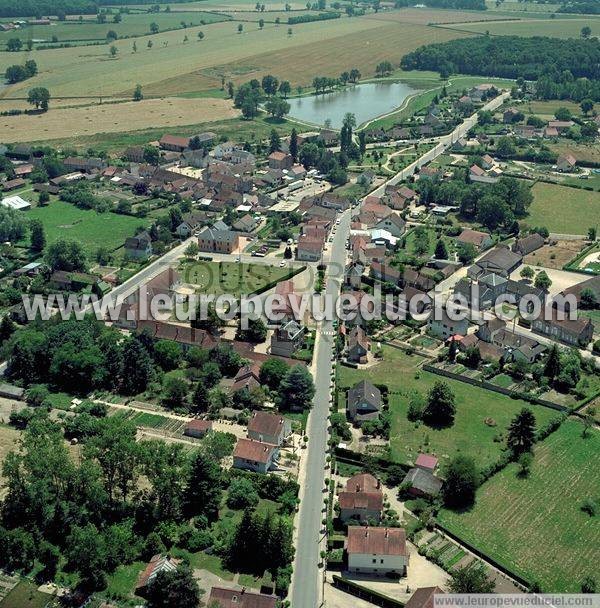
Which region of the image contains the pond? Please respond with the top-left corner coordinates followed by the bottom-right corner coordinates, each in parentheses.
top-left (286, 81), bottom-right (418, 129)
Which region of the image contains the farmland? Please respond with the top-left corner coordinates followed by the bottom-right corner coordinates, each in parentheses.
top-left (0, 15), bottom-right (470, 99)
top-left (524, 182), bottom-right (600, 235)
top-left (0, 97), bottom-right (239, 143)
top-left (20, 200), bottom-right (149, 256)
top-left (438, 421), bottom-right (600, 592)
top-left (0, 11), bottom-right (227, 45)
top-left (443, 15), bottom-right (600, 38)
top-left (337, 346), bottom-right (559, 469)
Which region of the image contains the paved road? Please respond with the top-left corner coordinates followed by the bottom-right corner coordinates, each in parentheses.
top-left (370, 91), bottom-right (511, 197)
top-left (289, 209), bottom-right (351, 608)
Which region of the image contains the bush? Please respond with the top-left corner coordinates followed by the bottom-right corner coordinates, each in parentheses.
top-left (226, 477), bottom-right (260, 509)
top-left (580, 498), bottom-right (598, 517)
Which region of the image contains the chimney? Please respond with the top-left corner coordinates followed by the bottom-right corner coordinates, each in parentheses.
top-left (385, 529), bottom-right (389, 538)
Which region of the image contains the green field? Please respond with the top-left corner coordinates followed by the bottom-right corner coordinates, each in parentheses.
top-left (21, 200), bottom-right (149, 255)
top-left (0, 11), bottom-right (227, 45)
top-left (0, 581), bottom-right (52, 608)
top-left (525, 182), bottom-right (600, 235)
top-left (180, 260), bottom-right (300, 296)
top-left (337, 346), bottom-right (559, 468)
top-left (438, 420), bottom-right (600, 592)
top-left (444, 16), bottom-right (600, 38)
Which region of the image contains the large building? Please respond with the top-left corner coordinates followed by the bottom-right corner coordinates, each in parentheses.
top-left (346, 526), bottom-right (408, 576)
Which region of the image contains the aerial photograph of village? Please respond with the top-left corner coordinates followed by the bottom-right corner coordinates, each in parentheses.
top-left (0, 0), bottom-right (599, 605)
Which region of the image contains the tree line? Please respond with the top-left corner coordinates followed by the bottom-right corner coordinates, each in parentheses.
top-left (394, 0), bottom-right (486, 9)
top-left (401, 36), bottom-right (600, 82)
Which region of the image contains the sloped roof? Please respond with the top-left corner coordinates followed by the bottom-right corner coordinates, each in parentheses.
top-left (347, 526), bottom-right (407, 556)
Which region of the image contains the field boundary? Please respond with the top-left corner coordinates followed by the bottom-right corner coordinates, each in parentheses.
top-left (422, 364), bottom-right (570, 413)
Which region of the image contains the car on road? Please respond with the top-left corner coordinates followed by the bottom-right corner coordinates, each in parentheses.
top-left (279, 261), bottom-right (286, 267)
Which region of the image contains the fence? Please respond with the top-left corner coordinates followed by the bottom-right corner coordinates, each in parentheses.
top-left (332, 575), bottom-right (405, 607)
top-left (422, 364), bottom-right (570, 413)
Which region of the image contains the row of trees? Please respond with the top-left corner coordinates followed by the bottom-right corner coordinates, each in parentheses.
top-left (5, 59), bottom-right (37, 84)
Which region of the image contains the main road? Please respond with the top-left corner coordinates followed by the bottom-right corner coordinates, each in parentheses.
top-left (289, 207), bottom-right (351, 608)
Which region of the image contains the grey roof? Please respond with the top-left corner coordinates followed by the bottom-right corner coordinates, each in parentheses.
top-left (347, 380), bottom-right (381, 411)
top-left (478, 247), bottom-right (522, 274)
top-left (403, 467), bottom-right (443, 496)
top-left (198, 226), bottom-right (238, 244)
top-left (479, 272), bottom-right (508, 288)
top-left (0, 383), bottom-right (25, 399)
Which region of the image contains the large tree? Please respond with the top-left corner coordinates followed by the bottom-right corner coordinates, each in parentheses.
top-left (449, 564), bottom-right (496, 593)
top-left (443, 455), bottom-right (480, 509)
top-left (506, 408), bottom-right (536, 456)
top-left (185, 451), bottom-right (222, 521)
top-left (146, 566), bottom-right (200, 608)
top-left (422, 381), bottom-right (456, 426)
top-left (276, 364), bottom-right (315, 411)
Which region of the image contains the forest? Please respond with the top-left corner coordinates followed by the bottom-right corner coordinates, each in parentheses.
top-left (401, 36), bottom-right (600, 82)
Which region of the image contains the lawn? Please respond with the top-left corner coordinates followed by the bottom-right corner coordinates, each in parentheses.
top-left (550, 141), bottom-right (600, 166)
top-left (105, 561), bottom-right (146, 598)
top-left (0, 425), bottom-right (21, 493)
top-left (21, 200), bottom-right (149, 255)
top-left (0, 581), bottom-right (53, 608)
top-left (438, 420), bottom-right (600, 592)
top-left (525, 182), bottom-right (600, 235)
top-left (337, 345), bottom-right (559, 468)
top-left (180, 260), bottom-right (300, 296)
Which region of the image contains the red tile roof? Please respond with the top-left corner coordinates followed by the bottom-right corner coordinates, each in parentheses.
top-left (209, 586), bottom-right (277, 608)
top-left (415, 453), bottom-right (438, 471)
top-left (347, 526), bottom-right (407, 556)
top-left (345, 473), bottom-right (380, 493)
top-left (405, 587), bottom-right (445, 608)
top-left (248, 411), bottom-right (286, 438)
top-left (185, 419), bottom-right (213, 434)
top-left (339, 491), bottom-right (383, 511)
top-left (233, 438), bottom-right (277, 464)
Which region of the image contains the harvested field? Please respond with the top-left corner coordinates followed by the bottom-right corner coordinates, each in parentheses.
top-left (438, 421), bottom-right (600, 592)
top-left (523, 239), bottom-right (586, 270)
top-left (0, 97), bottom-right (239, 143)
top-left (146, 21), bottom-right (471, 96)
top-left (364, 7), bottom-right (520, 24)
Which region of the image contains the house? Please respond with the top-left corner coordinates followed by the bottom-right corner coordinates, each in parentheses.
top-left (469, 164), bottom-right (486, 178)
top-left (554, 275), bottom-right (600, 312)
top-left (319, 129), bottom-right (338, 145)
top-left (548, 120), bottom-right (574, 133)
top-left (419, 166), bottom-right (442, 181)
top-left (184, 419), bottom-right (213, 439)
top-left (247, 411), bottom-right (292, 446)
top-left (159, 134), bottom-right (190, 152)
top-left (375, 213), bottom-right (406, 238)
top-left (512, 233), bottom-right (545, 256)
top-left (338, 473), bottom-right (383, 524)
top-left (347, 326), bottom-right (369, 363)
top-left (556, 154), bottom-right (576, 172)
top-left (370, 228), bottom-right (397, 249)
top-left (268, 151), bottom-right (293, 170)
top-left (469, 247), bottom-right (522, 278)
top-left (427, 307), bottom-right (469, 340)
top-left (532, 309), bottom-right (593, 347)
top-left (0, 383), bottom-right (25, 400)
top-left (63, 156), bottom-right (107, 173)
top-left (231, 363), bottom-right (261, 393)
top-left (176, 212), bottom-right (206, 237)
top-left (457, 229), bottom-right (493, 252)
top-left (125, 146), bottom-right (145, 163)
top-left (481, 154), bottom-right (494, 169)
top-left (232, 213), bottom-right (258, 233)
top-left (197, 227), bottom-right (240, 254)
top-left (1, 195), bottom-right (31, 210)
top-left (404, 587), bottom-right (445, 608)
top-left (296, 236), bottom-right (323, 262)
top-left (345, 262), bottom-right (365, 289)
top-left (503, 108), bottom-right (521, 124)
top-left (415, 453), bottom-right (438, 473)
top-left (347, 380), bottom-right (381, 423)
top-left (346, 526), bottom-right (408, 576)
top-left (136, 555), bottom-right (180, 593)
top-left (233, 438), bottom-right (278, 474)
top-left (208, 586), bottom-right (277, 608)
top-left (270, 319), bottom-right (304, 357)
top-left (402, 467), bottom-right (443, 498)
top-left (371, 262), bottom-right (401, 286)
top-left (124, 231), bottom-right (152, 260)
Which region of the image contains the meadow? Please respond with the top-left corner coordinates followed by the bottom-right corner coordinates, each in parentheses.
top-left (525, 182), bottom-right (600, 235)
top-left (438, 420), bottom-right (600, 592)
top-left (21, 200), bottom-right (149, 255)
top-left (336, 346), bottom-right (559, 469)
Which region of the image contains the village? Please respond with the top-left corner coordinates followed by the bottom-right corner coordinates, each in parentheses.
top-left (0, 73), bottom-right (599, 608)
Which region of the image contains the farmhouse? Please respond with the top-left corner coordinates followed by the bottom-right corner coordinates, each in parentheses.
top-left (124, 231), bottom-right (152, 260)
top-left (512, 233), bottom-right (545, 256)
top-left (346, 526), bottom-right (408, 576)
top-left (233, 438), bottom-right (278, 474)
top-left (556, 154), bottom-right (576, 172)
top-left (457, 229), bottom-right (493, 251)
top-left (159, 134), bottom-right (190, 152)
top-left (346, 380), bottom-right (382, 423)
top-left (338, 473), bottom-right (384, 524)
top-left (247, 411), bottom-right (292, 446)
